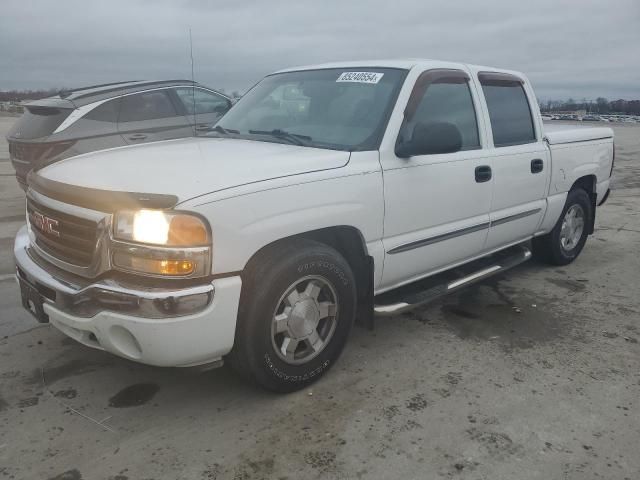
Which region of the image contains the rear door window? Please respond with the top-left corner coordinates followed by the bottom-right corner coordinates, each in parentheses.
top-left (118, 90), bottom-right (178, 122)
top-left (480, 76), bottom-right (536, 147)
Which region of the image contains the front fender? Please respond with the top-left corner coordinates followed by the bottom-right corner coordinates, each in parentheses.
top-left (182, 152), bottom-right (384, 275)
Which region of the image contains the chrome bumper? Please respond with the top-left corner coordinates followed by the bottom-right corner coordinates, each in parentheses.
top-left (14, 225), bottom-right (214, 319)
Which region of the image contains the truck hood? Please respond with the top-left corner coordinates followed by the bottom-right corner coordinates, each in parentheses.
top-left (36, 136), bottom-right (350, 205)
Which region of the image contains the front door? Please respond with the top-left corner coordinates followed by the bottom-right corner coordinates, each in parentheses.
top-left (173, 87), bottom-right (232, 133)
top-left (379, 68), bottom-right (493, 290)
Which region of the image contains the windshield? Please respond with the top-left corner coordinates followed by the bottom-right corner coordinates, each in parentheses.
top-left (216, 68), bottom-right (407, 151)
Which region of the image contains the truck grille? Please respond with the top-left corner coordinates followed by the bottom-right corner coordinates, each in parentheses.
top-left (27, 197), bottom-right (98, 267)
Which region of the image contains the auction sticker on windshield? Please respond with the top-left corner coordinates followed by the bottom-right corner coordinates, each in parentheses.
top-left (336, 72), bottom-right (384, 84)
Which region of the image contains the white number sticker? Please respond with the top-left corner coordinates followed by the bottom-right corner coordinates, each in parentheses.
top-left (336, 72), bottom-right (384, 84)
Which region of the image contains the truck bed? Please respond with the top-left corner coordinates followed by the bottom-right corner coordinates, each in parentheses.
top-left (543, 123), bottom-right (614, 145)
top-left (542, 123), bottom-right (614, 203)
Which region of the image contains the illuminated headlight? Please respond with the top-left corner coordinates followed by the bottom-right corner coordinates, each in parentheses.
top-left (112, 210), bottom-right (211, 277)
top-left (114, 210), bottom-right (209, 246)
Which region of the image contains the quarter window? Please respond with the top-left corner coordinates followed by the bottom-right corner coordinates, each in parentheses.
top-left (402, 73), bottom-right (480, 151)
top-left (480, 76), bottom-right (536, 147)
top-left (118, 91), bottom-right (177, 122)
top-left (83, 99), bottom-right (119, 123)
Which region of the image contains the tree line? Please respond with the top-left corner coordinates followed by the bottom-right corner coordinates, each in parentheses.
top-left (540, 97), bottom-right (640, 115)
top-left (0, 88), bottom-right (62, 102)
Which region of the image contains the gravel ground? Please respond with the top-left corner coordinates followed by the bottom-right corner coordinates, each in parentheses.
top-left (0, 119), bottom-right (638, 480)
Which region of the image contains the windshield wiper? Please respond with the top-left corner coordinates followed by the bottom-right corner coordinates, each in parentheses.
top-left (210, 125), bottom-right (239, 135)
top-left (248, 129), bottom-right (312, 146)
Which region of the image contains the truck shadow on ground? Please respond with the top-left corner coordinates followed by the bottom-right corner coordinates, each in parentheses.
top-left (393, 261), bottom-right (589, 353)
top-left (437, 277), bottom-right (564, 350)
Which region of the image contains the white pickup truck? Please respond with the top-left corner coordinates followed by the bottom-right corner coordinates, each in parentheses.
top-left (14, 59), bottom-right (614, 392)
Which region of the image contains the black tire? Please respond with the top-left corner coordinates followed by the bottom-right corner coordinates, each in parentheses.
top-left (229, 238), bottom-right (357, 393)
top-left (533, 188), bottom-right (592, 265)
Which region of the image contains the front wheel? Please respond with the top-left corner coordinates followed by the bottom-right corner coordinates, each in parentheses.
top-left (533, 188), bottom-right (592, 265)
top-left (229, 238), bottom-right (357, 392)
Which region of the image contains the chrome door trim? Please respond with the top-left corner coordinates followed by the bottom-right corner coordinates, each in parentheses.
top-left (491, 208), bottom-right (541, 227)
top-left (387, 222), bottom-right (490, 255)
top-left (387, 208), bottom-right (541, 255)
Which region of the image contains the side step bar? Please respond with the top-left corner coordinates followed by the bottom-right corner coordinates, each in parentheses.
top-left (374, 244), bottom-right (531, 316)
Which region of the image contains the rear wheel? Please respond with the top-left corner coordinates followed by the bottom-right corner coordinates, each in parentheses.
top-left (230, 238), bottom-right (356, 392)
top-left (533, 188), bottom-right (591, 265)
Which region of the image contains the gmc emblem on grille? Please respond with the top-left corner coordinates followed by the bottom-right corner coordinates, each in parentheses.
top-left (31, 212), bottom-right (60, 237)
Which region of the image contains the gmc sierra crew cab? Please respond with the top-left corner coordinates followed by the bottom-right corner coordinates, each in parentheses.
top-left (14, 59), bottom-right (614, 392)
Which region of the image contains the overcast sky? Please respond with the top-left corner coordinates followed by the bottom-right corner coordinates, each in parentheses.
top-left (1, 0), bottom-right (638, 100)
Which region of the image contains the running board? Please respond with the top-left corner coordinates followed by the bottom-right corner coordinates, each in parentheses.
top-left (374, 245), bottom-right (531, 316)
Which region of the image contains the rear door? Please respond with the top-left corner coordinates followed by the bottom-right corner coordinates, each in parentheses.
top-left (472, 71), bottom-right (550, 250)
top-left (173, 87), bottom-right (232, 133)
top-left (117, 89), bottom-right (192, 145)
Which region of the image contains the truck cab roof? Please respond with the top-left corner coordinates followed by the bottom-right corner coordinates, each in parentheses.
top-left (273, 58), bottom-right (526, 79)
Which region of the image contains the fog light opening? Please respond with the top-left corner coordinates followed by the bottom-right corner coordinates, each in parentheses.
top-left (109, 325), bottom-right (143, 359)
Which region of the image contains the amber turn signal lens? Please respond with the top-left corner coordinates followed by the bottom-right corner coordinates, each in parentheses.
top-left (158, 259), bottom-right (195, 276)
top-left (112, 252), bottom-right (196, 276)
top-left (168, 215), bottom-right (208, 246)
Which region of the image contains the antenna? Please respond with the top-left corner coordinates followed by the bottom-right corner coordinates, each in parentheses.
top-left (189, 28), bottom-right (197, 135)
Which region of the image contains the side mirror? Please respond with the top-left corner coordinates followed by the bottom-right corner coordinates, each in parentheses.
top-left (396, 122), bottom-right (463, 158)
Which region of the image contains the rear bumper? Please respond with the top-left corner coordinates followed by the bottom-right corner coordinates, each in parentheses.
top-left (14, 225), bottom-right (242, 366)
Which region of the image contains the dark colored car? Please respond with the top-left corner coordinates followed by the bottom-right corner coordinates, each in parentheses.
top-left (7, 80), bottom-right (232, 190)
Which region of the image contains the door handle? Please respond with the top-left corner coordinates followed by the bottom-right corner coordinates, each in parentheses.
top-left (128, 133), bottom-right (148, 141)
top-left (195, 124), bottom-right (211, 132)
top-left (475, 165), bottom-right (492, 183)
top-left (531, 158), bottom-right (544, 174)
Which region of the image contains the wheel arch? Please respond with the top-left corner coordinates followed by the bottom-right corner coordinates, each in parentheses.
top-left (569, 174), bottom-right (597, 234)
top-left (243, 225), bottom-right (375, 329)
top-left (570, 174), bottom-right (596, 195)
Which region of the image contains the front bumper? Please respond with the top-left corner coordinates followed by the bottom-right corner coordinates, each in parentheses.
top-left (14, 225), bottom-right (242, 367)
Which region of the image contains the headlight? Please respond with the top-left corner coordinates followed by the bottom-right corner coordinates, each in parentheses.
top-left (112, 210), bottom-right (211, 278)
top-left (114, 210), bottom-right (209, 246)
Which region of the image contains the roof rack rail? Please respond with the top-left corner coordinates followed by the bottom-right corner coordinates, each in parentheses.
top-left (58, 80), bottom-right (142, 98)
top-left (70, 79), bottom-right (196, 101)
